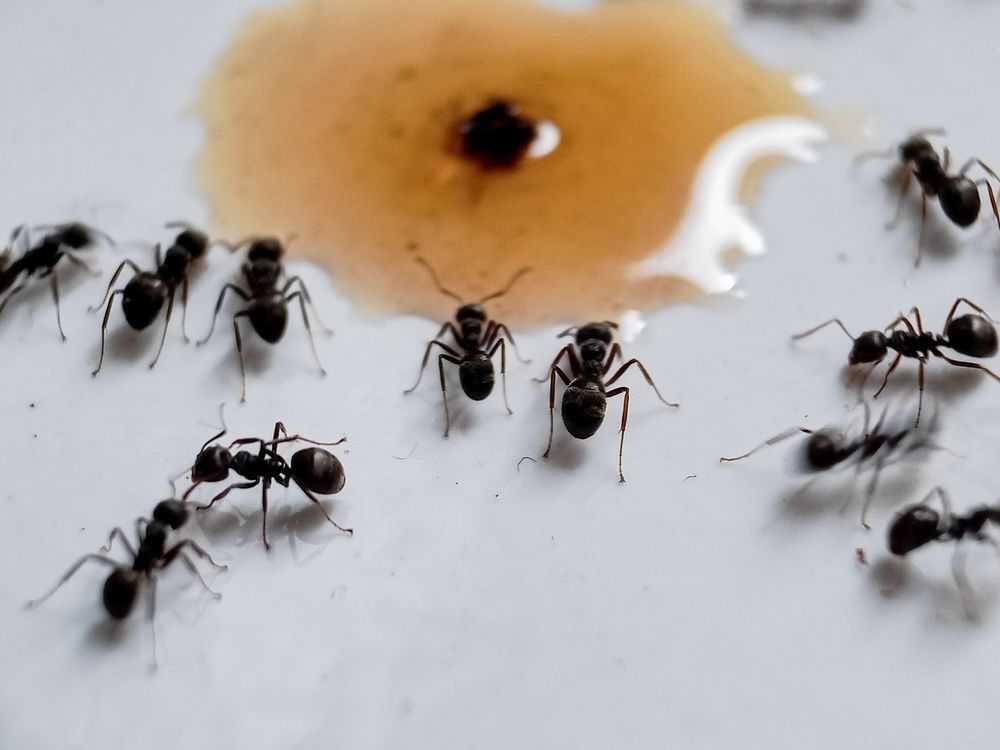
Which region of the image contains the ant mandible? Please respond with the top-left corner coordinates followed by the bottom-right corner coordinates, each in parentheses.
top-left (26, 499), bottom-right (225, 667)
top-left (0, 222), bottom-right (111, 339)
top-left (540, 321), bottom-right (678, 483)
top-left (198, 237), bottom-right (331, 402)
top-left (91, 223), bottom-right (213, 374)
top-left (888, 486), bottom-right (1000, 619)
top-left (182, 420), bottom-right (350, 550)
top-left (403, 257), bottom-right (530, 437)
top-left (792, 297), bottom-right (1000, 425)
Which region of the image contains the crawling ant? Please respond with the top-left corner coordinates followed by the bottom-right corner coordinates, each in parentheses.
top-left (0, 222), bottom-right (111, 339)
top-left (540, 321), bottom-right (678, 483)
top-left (91, 223), bottom-right (212, 374)
top-left (888, 487), bottom-right (1000, 619)
top-left (859, 130), bottom-right (998, 266)
top-left (721, 401), bottom-right (938, 528)
top-left (26, 499), bottom-right (225, 666)
top-left (792, 297), bottom-right (1000, 425)
top-left (198, 237), bottom-right (330, 402)
top-left (459, 100), bottom-right (538, 168)
top-left (182, 420), bottom-right (350, 550)
top-left (404, 257), bottom-right (530, 437)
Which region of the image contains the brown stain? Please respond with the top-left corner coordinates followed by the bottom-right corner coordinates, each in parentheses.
top-left (197, 0), bottom-right (812, 325)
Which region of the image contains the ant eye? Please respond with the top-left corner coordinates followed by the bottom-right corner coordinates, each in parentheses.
top-left (849, 331), bottom-right (888, 364)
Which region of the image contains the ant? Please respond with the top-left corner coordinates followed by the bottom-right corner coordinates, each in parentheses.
top-left (721, 401), bottom-right (938, 528)
top-left (26, 499), bottom-right (225, 667)
top-left (403, 257), bottom-right (530, 437)
top-left (198, 237), bottom-right (330, 402)
top-left (539, 321), bottom-right (678, 483)
top-left (859, 130), bottom-right (998, 266)
top-left (182, 420), bottom-right (350, 550)
top-left (0, 222), bottom-right (111, 339)
top-left (459, 100), bottom-right (538, 168)
top-left (888, 487), bottom-right (1000, 619)
top-left (91, 223), bottom-right (212, 374)
top-left (792, 297), bottom-right (1000, 425)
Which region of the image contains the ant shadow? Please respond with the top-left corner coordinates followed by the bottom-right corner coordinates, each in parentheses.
top-left (839, 360), bottom-right (984, 403)
top-left (742, 0), bottom-right (865, 21)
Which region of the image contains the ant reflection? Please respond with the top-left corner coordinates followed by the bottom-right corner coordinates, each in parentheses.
top-left (744, 0), bottom-right (864, 19)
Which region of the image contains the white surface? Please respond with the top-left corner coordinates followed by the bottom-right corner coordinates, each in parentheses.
top-left (3, 1), bottom-right (1000, 748)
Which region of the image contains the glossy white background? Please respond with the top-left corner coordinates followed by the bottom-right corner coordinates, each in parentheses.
top-left (3, 1), bottom-right (1000, 748)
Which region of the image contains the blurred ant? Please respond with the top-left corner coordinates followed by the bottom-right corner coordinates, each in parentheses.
top-left (888, 487), bottom-right (1000, 619)
top-left (859, 130), bottom-right (998, 266)
top-left (26, 499), bottom-right (225, 667)
top-left (792, 298), bottom-right (1000, 425)
top-left (540, 321), bottom-right (678, 483)
top-left (91, 223), bottom-right (213, 374)
top-left (404, 257), bottom-right (530, 437)
top-left (182, 420), bottom-right (350, 550)
top-left (459, 100), bottom-right (538, 168)
top-left (198, 237), bottom-right (331, 402)
top-left (0, 222), bottom-right (111, 339)
top-left (721, 401), bottom-right (938, 528)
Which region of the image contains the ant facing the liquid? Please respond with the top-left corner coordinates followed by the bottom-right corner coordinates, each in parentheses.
top-left (182, 419), bottom-right (350, 550)
top-left (539, 321), bottom-right (678, 483)
top-left (198, 237), bottom-right (331, 402)
top-left (26, 499), bottom-right (225, 667)
top-left (859, 130), bottom-right (999, 266)
top-left (403, 257), bottom-right (530, 437)
top-left (0, 222), bottom-right (112, 339)
top-left (887, 486), bottom-right (1000, 619)
top-left (91, 223), bottom-right (214, 374)
top-left (721, 401), bottom-right (938, 528)
top-left (791, 297), bottom-right (1000, 425)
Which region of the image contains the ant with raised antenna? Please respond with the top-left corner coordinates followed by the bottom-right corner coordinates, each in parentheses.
top-left (0, 222), bottom-right (111, 339)
top-left (26, 498), bottom-right (225, 668)
top-left (539, 321), bottom-right (678, 483)
top-left (721, 401), bottom-right (938, 528)
top-left (858, 130), bottom-right (999, 266)
top-left (182, 419), bottom-right (350, 550)
top-left (792, 297), bottom-right (1000, 425)
top-left (887, 487), bottom-right (1000, 620)
top-left (403, 257), bottom-right (530, 437)
top-left (91, 223), bottom-right (213, 374)
top-left (198, 237), bottom-right (331, 402)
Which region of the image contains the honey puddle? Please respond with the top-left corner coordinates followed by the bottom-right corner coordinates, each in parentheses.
top-left (197, 0), bottom-right (823, 325)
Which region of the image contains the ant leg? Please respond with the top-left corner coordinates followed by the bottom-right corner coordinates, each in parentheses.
top-left (720, 427), bottom-right (814, 462)
top-left (982, 174), bottom-right (1000, 236)
top-left (285, 291), bottom-right (326, 376)
top-left (88, 260), bottom-right (140, 312)
top-left (148, 576), bottom-right (159, 671)
top-left (437, 352), bottom-right (463, 437)
top-left (283, 276), bottom-right (333, 335)
top-left (790, 318), bottom-right (856, 341)
top-left (914, 192), bottom-right (928, 268)
top-left (233, 311), bottom-right (250, 403)
top-left (491, 323), bottom-right (530, 363)
top-left (486, 337), bottom-right (513, 415)
top-left (943, 297), bottom-right (998, 328)
top-left (884, 310), bottom-right (918, 335)
top-left (179, 276), bottom-right (190, 343)
top-left (543, 366), bottom-right (573, 458)
top-left (49, 273), bottom-right (66, 340)
top-left (605, 358), bottom-right (679, 408)
top-left (160, 543), bottom-right (227, 589)
top-left (261, 480), bottom-right (271, 550)
top-left (915, 361), bottom-right (925, 427)
top-left (885, 167), bottom-right (913, 230)
top-left (533, 344), bottom-right (578, 383)
top-left (197, 284), bottom-right (249, 345)
top-left (916, 486), bottom-right (952, 516)
top-left (64, 251), bottom-right (101, 276)
top-left (293, 481), bottom-right (354, 535)
top-left (403, 334), bottom-right (460, 394)
top-left (195, 479), bottom-right (260, 511)
top-left (92, 289), bottom-right (125, 376)
top-left (934, 351), bottom-right (1000, 383)
top-left (606, 386), bottom-right (631, 483)
top-left (99, 527), bottom-right (137, 556)
top-left (951, 543), bottom-right (980, 621)
top-left (871, 353), bottom-right (902, 399)
top-left (0, 282), bottom-right (27, 318)
top-left (858, 455), bottom-right (890, 530)
top-left (602, 343), bottom-right (625, 375)
top-left (25, 554), bottom-right (118, 608)
top-left (149, 290), bottom-right (176, 369)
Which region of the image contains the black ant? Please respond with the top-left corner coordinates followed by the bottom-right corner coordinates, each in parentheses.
top-left (540, 321), bottom-right (678, 483)
top-left (459, 100), bottom-right (538, 168)
top-left (721, 401), bottom-right (938, 528)
top-left (91, 223), bottom-right (212, 374)
top-left (0, 222), bottom-right (111, 339)
top-left (26, 499), bottom-right (225, 666)
top-left (792, 297), bottom-right (1000, 425)
top-left (403, 257), bottom-right (530, 437)
top-left (888, 487), bottom-right (1000, 619)
top-left (182, 420), bottom-right (350, 550)
top-left (198, 237), bottom-right (330, 402)
top-left (860, 130), bottom-right (998, 266)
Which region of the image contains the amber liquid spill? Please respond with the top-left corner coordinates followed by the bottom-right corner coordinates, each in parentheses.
top-left (197, 0), bottom-right (815, 325)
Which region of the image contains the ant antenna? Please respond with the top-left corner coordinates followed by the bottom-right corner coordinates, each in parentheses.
top-left (413, 257), bottom-right (464, 304)
top-left (479, 266), bottom-right (532, 305)
top-left (199, 403), bottom-right (228, 453)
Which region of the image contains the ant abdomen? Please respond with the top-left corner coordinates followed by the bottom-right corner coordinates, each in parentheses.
top-left (249, 298), bottom-right (288, 342)
top-left (290, 448), bottom-right (346, 494)
top-left (945, 314), bottom-right (998, 358)
top-left (562, 381), bottom-right (607, 439)
top-left (459, 354), bottom-right (495, 400)
top-left (103, 569), bottom-right (141, 619)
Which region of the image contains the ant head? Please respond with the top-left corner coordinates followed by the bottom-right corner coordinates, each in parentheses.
top-left (457, 303), bottom-right (487, 322)
top-left (249, 297), bottom-right (289, 343)
top-left (174, 228), bottom-right (209, 259)
top-left (574, 321), bottom-right (615, 347)
top-left (888, 504), bottom-right (941, 556)
top-left (460, 99), bottom-right (537, 168)
top-left (246, 237), bottom-right (284, 263)
top-left (152, 499), bottom-right (189, 530)
top-left (849, 331), bottom-right (888, 365)
top-left (802, 430), bottom-right (845, 471)
top-left (945, 314), bottom-right (998, 358)
top-left (899, 136), bottom-right (935, 163)
top-left (52, 222), bottom-right (93, 249)
top-left (160, 244), bottom-right (195, 281)
top-left (192, 445), bottom-right (231, 483)
top-left (939, 177), bottom-right (981, 227)
top-left (121, 278), bottom-right (167, 329)
top-left (102, 569), bottom-right (141, 619)
top-left (290, 447), bottom-right (346, 495)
